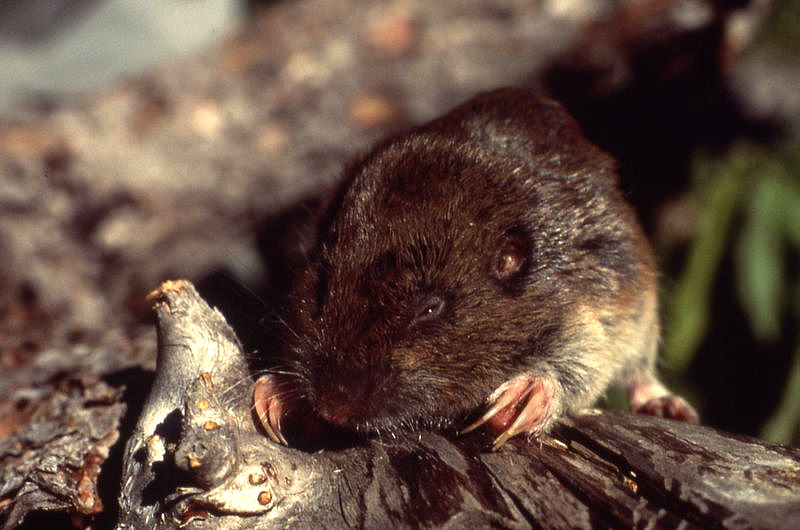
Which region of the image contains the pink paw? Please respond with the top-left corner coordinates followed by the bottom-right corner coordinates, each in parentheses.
top-left (631, 395), bottom-right (700, 424)
top-left (462, 374), bottom-right (558, 450)
top-left (628, 379), bottom-right (699, 424)
top-left (253, 374), bottom-right (290, 445)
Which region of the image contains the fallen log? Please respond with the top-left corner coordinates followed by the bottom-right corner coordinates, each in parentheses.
top-left (116, 280), bottom-right (800, 529)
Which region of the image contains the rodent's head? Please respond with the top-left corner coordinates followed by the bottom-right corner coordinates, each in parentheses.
top-left (278, 135), bottom-right (565, 437)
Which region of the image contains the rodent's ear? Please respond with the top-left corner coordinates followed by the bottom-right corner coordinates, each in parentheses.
top-left (493, 233), bottom-right (527, 281)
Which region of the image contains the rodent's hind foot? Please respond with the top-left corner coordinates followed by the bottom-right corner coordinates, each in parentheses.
top-left (632, 395), bottom-right (700, 424)
top-left (461, 374), bottom-right (558, 451)
top-left (628, 378), bottom-right (700, 424)
top-left (253, 374), bottom-right (289, 445)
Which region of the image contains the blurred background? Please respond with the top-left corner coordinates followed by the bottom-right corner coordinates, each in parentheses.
top-left (0, 0), bottom-right (238, 111)
top-left (1, 0), bottom-right (799, 450)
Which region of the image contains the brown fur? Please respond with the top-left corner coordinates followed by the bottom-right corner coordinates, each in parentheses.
top-left (256, 88), bottom-right (697, 444)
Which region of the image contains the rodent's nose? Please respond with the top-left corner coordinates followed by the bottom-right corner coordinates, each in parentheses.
top-left (314, 378), bottom-right (371, 428)
top-left (317, 406), bottom-right (353, 427)
top-left (316, 399), bottom-right (358, 428)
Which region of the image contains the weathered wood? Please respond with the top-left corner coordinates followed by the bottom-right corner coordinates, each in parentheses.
top-left (117, 280), bottom-right (800, 529)
top-left (0, 377), bottom-right (125, 528)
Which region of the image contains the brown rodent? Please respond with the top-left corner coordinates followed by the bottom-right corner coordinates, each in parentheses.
top-left (254, 87), bottom-right (698, 450)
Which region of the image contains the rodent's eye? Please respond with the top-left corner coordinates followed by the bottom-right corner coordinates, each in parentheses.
top-left (410, 295), bottom-right (446, 326)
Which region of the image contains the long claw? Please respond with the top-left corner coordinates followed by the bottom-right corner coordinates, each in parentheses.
top-left (491, 379), bottom-right (554, 450)
top-left (461, 377), bottom-right (535, 434)
top-left (461, 374), bottom-right (558, 450)
top-left (253, 375), bottom-right (289, 445)
top-left (460, 418), bottom-right (485, 435)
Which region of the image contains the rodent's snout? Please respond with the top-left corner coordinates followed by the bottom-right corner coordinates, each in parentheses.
top-left (309, 378), bottom-right (361, 428)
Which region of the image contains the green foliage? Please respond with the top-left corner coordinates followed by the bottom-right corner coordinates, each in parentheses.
top-left (663, 141), bottom-right (800, 445)
top-left (762, 345), bottom-right (800, 444)
top-left (736, 146), bottom-right (800, 341)
top-left (662, 157), bottom-right (745, 372)
top-left (756, 0), bottom-right (800, 56)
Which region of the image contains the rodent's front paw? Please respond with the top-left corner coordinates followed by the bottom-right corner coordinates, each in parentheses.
top-left (462, 374), bottom-right (558, 450)
top-left (253, 374), bottom-right (290, 445)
